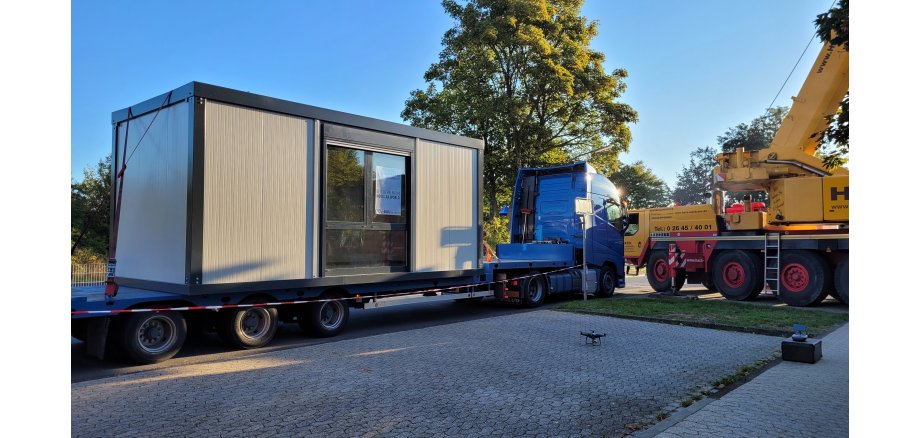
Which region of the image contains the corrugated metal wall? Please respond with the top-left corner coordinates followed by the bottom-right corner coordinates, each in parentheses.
top-left (115, 102), bottom-right (189, 283)
top-left (202, 101), bottom-right (309, 284)
top-left (413, 140), bottom-right (477, 272)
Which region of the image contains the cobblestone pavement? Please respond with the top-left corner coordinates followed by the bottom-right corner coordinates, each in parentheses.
top-left (72, 310), bottom-right (778, 437)
top-left (656, 324), bottom-right (849, 438)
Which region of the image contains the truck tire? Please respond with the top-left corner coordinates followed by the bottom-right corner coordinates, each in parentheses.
top-left (521, 271), bottom-right (547, 308)
top-left (834, 256), bottom-right (849, 305)
top-left (647, 250), bottom-right (685, 292)
top-left (299, 294), bottom-right (350, 337)
top-left (712, 250), bottom-right (763, 301)
top-left (596, 266), bottom-right (617, 298)
top-left (776, 251), bottom-right (831, 307)
top-left (120, 311), bottom-right (187, 364)
top-left (217, 305), bottom-right (279, 349)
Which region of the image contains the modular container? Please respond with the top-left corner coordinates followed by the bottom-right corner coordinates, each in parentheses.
top-left (111, 82), bottom-right (483, 296)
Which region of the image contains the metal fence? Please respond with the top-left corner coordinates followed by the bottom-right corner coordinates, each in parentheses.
top-left (72, 263), bottom-right (107, 287)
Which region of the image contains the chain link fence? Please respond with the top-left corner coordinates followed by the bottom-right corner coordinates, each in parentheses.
top-left (72, 263), bottom-right (107, 287)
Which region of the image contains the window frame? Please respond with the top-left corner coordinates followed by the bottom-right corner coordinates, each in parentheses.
top-left (323, 141), bottom-right (411, 275)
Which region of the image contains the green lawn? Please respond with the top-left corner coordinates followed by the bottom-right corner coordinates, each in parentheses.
top-left (556, 297), bottom-right (848, 336)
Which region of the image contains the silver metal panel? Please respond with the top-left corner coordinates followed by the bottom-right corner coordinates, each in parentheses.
top-left (202, 101), bottom-right (307, 284)
top-left (115, 101), bottom-right (189, 283)
top-left (413, 140), bottom-right (477, 272)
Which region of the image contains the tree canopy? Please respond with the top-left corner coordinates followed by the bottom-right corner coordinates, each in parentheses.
top-left (717, 106), bottom-right (789, 153)
top-left (71, 155), bottom-right (111, 262)
top-left (813, 0), bottom-right (848, 169)
top-left (608, 161), bottom-right (670, 209)
top-left (402, 0), bottom-right (637, 216)
top-left (671, 146), bottom-right (717, 206)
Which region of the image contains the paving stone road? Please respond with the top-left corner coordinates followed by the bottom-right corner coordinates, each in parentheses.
top-left (72, 310), bottom-right (779, 437)
top-left (655, 324), bottom-right (849, 438)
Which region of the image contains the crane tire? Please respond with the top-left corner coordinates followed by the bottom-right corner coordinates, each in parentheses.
top-left (647, 250), bottom-right (685, 292)
top-left (596, 266), bottom-right (617, 298)
top-left (712, 250), bottom-right (763, 301)
top-left (776, 251), bottom-right (831, 307)
top-left (834, 256), bottom-right (849, 305)
top-left (521, 271), bottom-right (548, 308)
top-left (218, 302), bottom-right (279, 349)
top-left (121, 311), bottom-right (187, 364)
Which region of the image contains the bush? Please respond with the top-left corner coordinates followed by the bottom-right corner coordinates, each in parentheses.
top-left (483, 216), bottom-right (510, 250)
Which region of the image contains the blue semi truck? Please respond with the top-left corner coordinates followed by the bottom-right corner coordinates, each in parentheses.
top-left (71, 83), bottom-right (627, 364)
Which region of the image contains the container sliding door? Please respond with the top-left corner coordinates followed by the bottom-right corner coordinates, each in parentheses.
top-left (324, 144), bottom-right (408, 275)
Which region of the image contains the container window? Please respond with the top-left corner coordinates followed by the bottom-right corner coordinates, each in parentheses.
top-left (326, 146), bottom-right (365, 222)
top-left (324, 144), bottom-right (409, 274)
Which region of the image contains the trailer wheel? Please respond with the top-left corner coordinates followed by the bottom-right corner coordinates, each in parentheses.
top-left (712, 250), bottom-right (763, 301)
top-left (120, 311), bottom-right (187, 364)
top-left (776, 251), bottom-right (831, 307)
top-left (299, 294), bottom-right (350, 337)
top-left (218, 304), bottom-right (279, 349)
top-left (647, 250), bottom-right (685, 292)
top-left (596, 266), bottom-right (617, 298)
top-left (521, 271), bottom-right (547, 308)
top-left (834, 256), bottom-right (849, 305)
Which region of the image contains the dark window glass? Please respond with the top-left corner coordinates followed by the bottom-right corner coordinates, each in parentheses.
top-left (325, 230), bottom-right (407, 269)
top-left (327, 146), bottom-right (365, 222)
top-left (371, 152), bottom-right (407, 224)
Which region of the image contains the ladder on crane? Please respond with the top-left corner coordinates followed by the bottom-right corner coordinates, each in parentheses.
top-left (764, 233), bottom-right (781, 296)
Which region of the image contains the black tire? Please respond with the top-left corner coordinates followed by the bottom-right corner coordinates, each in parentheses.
top-left (299, 295), bottom-right (350, 337)
top-left (712, 250), bottom-right (763, 301)
top-left (646, 250), bottom-right (685, 292)
top-left (217, 304), bottom-right (279, 349)
top-left (120, 311), bottom-right (187, 364)
top-left (834, 256), bottom-right (849, 305)
top-left (596, 266), bottom-right (617, 298)
top-left (702, 277), bottom-right (718, 292)
top-left (520, 271), bottom-right (547, 308)
top-left (776, 251), bottom-right (831, 307)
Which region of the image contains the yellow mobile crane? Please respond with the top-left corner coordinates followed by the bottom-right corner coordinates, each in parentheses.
top-left (624, 39), bottom-right (849, 307)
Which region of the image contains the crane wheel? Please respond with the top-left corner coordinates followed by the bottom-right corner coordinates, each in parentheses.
top-left (712, 250), bottom-right (763, 301)
top-left (647, 250), bottom-right (685, 293)
top-left (833, 256), bottom-right (849, 305)
top-left (776, 251), bottom-right (831, 307)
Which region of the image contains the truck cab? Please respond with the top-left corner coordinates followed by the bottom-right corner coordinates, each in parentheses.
top-left (490, 162), bottom-right (627, 304)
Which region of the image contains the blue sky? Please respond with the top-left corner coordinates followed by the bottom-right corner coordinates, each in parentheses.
top-left (72, 0), bottom-right (832, 187)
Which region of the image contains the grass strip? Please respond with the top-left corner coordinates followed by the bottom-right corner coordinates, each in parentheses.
top-left (556, 297), bottom-right (848, 336)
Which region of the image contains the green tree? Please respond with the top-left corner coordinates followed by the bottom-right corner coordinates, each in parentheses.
top-left (608, 161), bottom-right (670, 209)
top-left (717, 106), bottom-right (789, 153)
top-left (672, 146), bottom-right (717, 206)
top-left (813, 0), bottom-right (848, 169)
top-left (71, 155), bottom-right (111, 259)
top-left (402, 0), bottom-right (638, 217)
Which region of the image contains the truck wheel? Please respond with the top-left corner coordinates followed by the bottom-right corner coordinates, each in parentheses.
top-left (120, 311), bottom-right (187, 364)
top-left (299, 295), bottom-right (350, 337)
top-left (217, 304), bottom-right (279, 349)
top-left (834, 256), bottom-right (849, 305)
top-left (521, 271), bottom-right (547, 308)
top-left (712, 250), bottom-right (763, 301)
top-left (776, 251), bottom-right (831, 307)
top-left (596, 266), bottom-right (617, 298)
top-left (646, 250), bottom-right (685, 292)
top-left (702, 277), bottom-right (718, 291)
